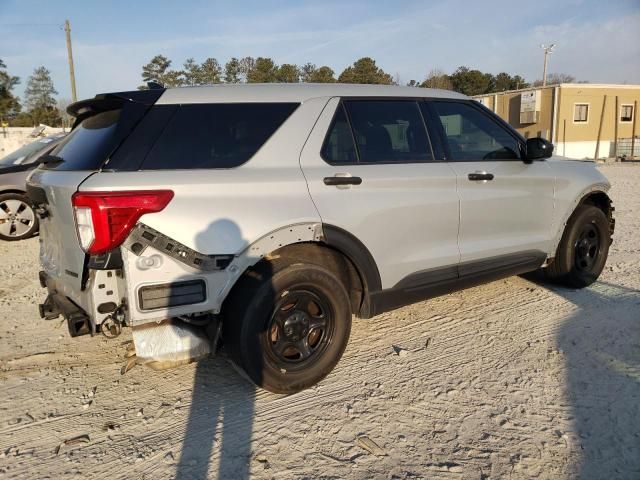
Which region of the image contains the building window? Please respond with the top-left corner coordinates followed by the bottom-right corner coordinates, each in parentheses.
top-left (574, 104), bottom-right (589, 123)
top-left (620, 104), bottom-right (634, 123)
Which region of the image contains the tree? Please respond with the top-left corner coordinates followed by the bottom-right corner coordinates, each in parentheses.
top-left (532, 73), bottom-right (577, 87)
top-left (338, 57), bottom-right (394, 84)
top-left (224, 57), bottom-right (241, 83)
top-left (238, 57), bottom-right (256, 82)
top-left (140, 54), bottom-right (184, 87)
top-left (24, 66), bottom-right (57, 111)
top-left (182, 57), bottom-right (201, 86)
top-left (300, 63), bottom-right (336, 83)
top-left (493, 72), bottom-right (528, 91)
top-left (57, 98), bottom-right (73, 130)
top-left (199, 58), bottom-right (222, 84)
top-left (420, 69), bottom-right (453, 90)
top-left (23, 66), bottom-right (60, 126)
top-left (0, 59), bottom-right (21, 121)
top-left (141, 54), bottom-right (172, 84)
top-left (449, 66), bottom-right (493, 96)
top-left (247, 57), bottom-right (278, 83)
top-left (276, 64), bottom-right (300, 83)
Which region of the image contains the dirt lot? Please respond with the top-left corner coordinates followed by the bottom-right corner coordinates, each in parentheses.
top-left (1, 164), bottom-right (639, 480)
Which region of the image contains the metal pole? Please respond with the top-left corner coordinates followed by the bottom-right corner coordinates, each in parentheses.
top-left (542, 51), bottom-right (548, 87)
top-left (64, 19), bottom-right (77, 103)
top-left (595, 95), bottom-right (607, 160)
top-left (614, 96), bottom-right (619, 160)
top-left (631, 100), bottom-right (637, 159)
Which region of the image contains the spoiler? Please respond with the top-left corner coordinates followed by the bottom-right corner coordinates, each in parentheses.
top-left (67, 88), bottom-right (165, 127)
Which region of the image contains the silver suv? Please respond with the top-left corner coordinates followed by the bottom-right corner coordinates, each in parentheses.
top-left (27, 84), bottom-right (614, 393)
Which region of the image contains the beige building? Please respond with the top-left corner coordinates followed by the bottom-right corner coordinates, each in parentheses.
top-left (474, 84), bottom-right (640, 159)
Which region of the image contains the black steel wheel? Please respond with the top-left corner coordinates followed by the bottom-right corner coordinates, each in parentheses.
top-left (265, 289), bottom-right (335, 370)
top-left (574, 223), bottom-right (601, 273)
top-left (223, 259), bottom-right (352, 394)
top-left (544, 204), bottom-right (610, 288)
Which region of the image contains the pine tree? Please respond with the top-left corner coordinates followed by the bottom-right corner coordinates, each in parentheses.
top-left (0, 59), bottom-right (22, 121)
top-left (24, 66), bottom-right (60, 126)
top-left (338, 58), bottom-right (394, 85)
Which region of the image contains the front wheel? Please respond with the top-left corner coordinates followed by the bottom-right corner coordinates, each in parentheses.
top-left (0, 193), bottom-right (39, 241)
top-left (223, 260), bottom-right (352, 394)
top-left (543, 204), bottom-right (611, 288)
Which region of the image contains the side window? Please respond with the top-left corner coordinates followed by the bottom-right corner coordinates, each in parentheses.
top-left (429, 101), bottom-right (521, 161)
top-left (321, 104), bottom-right (357, 164)
top-left (344, 100), bottom-right (432, 163)
top-left (141, 103), bottom-right (298, 170)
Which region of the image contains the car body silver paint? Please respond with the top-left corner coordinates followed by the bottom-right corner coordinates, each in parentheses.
top-left (28, 169), bottom-right (94, 305)
top-left (300, 97), bottom-right (461, 288)
top-left (29, 84), bottom-right (613, 342)
top-left (122, 223), bottom-right (323, 325)
top-left (545, 158), bottom-right (611, 256)
top-left (448, 160), bottom-right (556, 263)
top-left (155, 83), bottom-right (468, 105)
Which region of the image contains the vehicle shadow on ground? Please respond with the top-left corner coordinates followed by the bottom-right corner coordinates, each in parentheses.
top-left (525, 273), bottom-right (640, 478)
top-left (174, 356), bottom-right (257, 479)
top-left (171, 219), bottom-right (270, 480)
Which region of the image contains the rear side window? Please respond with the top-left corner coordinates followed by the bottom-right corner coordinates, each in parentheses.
top-left (46, 109), bottom-right (122, 170)
top-left (344, 101), bottom-right (431, 163)
top-left (140, 103), bottom-right (299, 170)
top-left (321, 104), bottom-right (357, 164)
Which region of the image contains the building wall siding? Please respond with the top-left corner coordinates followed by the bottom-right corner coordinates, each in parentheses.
top-left (475, 84), bottom-right (640, 159)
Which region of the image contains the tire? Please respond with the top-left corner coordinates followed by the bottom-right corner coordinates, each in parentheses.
top-left (0, 193), bottom-right (39, 241)
top-left (223, 259), bottom-right (352, 394)
top-left (543, 204), bottom-right (610, 288)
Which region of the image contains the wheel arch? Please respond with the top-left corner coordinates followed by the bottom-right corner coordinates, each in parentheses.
top-left (550, 188), bottom-right (614, 260)
top-left (0, 188), bottom-right (28, 196)
top-left (220, 223), bottom-right (382, 319)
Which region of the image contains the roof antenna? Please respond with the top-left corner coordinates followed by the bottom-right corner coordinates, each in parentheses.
top-left (147, 80), bottom-right (165, 90)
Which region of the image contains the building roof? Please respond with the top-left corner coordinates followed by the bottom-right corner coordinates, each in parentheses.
top-left (157, 82), bottom-right (468, 104)
top-left (473, 83), bottom-right (640, 98)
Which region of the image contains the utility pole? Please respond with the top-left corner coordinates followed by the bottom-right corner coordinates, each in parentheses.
top-left (540, 43), bottom-right (556, 87)
top-left (64, 19), bottom-right (77, 102)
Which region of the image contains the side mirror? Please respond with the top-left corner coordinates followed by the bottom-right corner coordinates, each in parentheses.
top-left (525, 137), bottom-right (554, 162)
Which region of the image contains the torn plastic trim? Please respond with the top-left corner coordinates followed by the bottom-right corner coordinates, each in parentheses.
top-left (122, 223), bottom-right (233, 272)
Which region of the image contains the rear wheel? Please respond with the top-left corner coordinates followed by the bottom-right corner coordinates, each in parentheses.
top-left (223, 260), bottom-right (352, 394)
top-left (0, 193), bottom-right (39, 241)
top-left (543, 205), bottom-right (610, 288)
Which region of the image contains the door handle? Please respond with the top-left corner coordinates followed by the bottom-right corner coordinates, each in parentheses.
top-left (467, 172), bottom-right (494, 181)
top-left (323, 175), bottom-right (362, 187)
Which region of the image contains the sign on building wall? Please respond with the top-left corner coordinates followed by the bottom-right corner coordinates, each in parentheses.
top-left (520, 91), bottom-right (540, 124)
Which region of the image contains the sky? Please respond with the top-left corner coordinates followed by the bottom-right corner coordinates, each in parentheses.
top-left (1, 0), bottom-right (639, 101)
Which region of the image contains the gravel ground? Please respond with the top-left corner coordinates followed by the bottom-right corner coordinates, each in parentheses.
top-left (0, 164), bottom-right (639, 480)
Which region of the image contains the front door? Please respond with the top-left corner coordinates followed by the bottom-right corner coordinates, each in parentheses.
top-left (423, 100), bottom-right (555, 269)
top-left (300, 97), bottom-right (460, 290)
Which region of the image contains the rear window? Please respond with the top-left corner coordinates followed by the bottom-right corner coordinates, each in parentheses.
top-left (44, 109), bottom-right (120, 170)
top-left (138, 103), bottom-right (299, 170)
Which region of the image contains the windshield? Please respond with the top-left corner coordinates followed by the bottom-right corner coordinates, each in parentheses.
top-left (0, 138), bottom-right (57, 167)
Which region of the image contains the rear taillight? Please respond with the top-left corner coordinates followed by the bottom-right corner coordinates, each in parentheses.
top-left (72, 190), bottom-right (174, 255)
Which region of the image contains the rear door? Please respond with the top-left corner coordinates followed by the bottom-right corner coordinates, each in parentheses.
top-left (423, 100), bottom-right (555, 268)
top-left (300, 98), bottom-right (460, 290)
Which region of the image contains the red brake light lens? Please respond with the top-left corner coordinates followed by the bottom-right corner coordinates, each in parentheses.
top-left (72, 190), bottom-right (174, 255)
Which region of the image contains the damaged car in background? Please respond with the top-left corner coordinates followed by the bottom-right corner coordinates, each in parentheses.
top-left (27, 84), bottom-right (614, 394)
